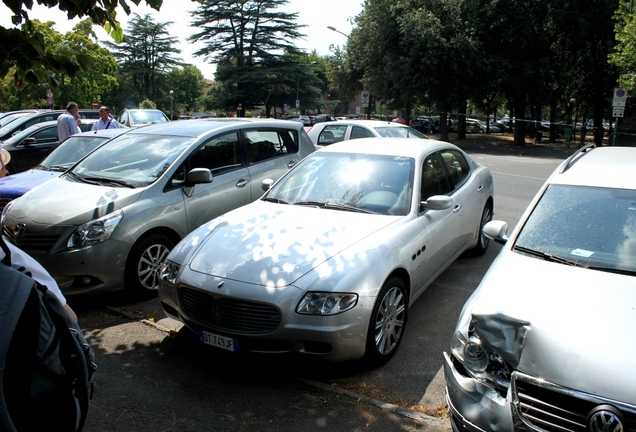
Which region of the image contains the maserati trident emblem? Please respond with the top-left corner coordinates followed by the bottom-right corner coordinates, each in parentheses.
top-left (587, 405), bottom-right (624, 432)
top-left (13, 223), bottom-right (27, 238)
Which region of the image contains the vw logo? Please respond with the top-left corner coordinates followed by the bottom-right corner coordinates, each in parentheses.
top-left (13, 223), bottom-right (27, 238)
top-left (587, 405), bottom-right (624, 432)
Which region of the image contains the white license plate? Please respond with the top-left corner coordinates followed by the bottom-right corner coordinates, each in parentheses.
top-left (199, 330), bottom-right (239, 353)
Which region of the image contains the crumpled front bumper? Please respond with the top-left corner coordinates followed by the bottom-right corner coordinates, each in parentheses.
top-left (443, 351), bottom-right (514, 432)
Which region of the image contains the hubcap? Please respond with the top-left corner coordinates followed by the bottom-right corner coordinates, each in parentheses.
top-left (138, 243), bottom-right (170, 290)
top-left (374, 286), bottom-right (406, 355)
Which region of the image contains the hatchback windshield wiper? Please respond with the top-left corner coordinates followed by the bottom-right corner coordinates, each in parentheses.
top-left (81, 176), bottom-right (136, 188)
top-left (66, 171), bottom-right (101, 185)
top-left (261, 197), bottom-right (289, 204)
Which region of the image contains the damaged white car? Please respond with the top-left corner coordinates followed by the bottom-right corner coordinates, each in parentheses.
top-left (444, 145), bottom-right (636, 432)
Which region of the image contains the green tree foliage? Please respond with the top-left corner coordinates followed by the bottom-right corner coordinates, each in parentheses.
top-left (189, 0), bottom-right (319, 114)
top-left (0, 0), bottom-right (175, 87)
top-left (611, 0), bottom-right (636, 92)
top-left (1, 19), bottom-right (119, 111)
top-left (166, 65), bottom-right (206, 114)
top-left (104, 13), bottom-right (183, 106)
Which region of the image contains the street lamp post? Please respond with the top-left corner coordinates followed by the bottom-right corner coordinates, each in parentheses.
top-left (327, 26), bottom-right (350, 39)
top-left (170, 90), bottom-right (174, 120)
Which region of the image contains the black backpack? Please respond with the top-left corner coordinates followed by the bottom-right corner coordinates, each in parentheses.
top-left (0, 238), bottom-right (96, 431)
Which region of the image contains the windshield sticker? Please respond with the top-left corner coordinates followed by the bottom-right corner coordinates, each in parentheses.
top-left (571, 248), bottom-right (593, 257)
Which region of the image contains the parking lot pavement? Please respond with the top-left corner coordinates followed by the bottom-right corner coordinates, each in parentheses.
top-left (79, 299), bottom-right (451, 432)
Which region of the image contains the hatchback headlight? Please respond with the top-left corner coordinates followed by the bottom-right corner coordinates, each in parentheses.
top-left (67, 210), bottom-right (123, 248)
top-left (160, 260), bottom-right (180, 285)
top-left (296, 292), bottom-right (358, 316)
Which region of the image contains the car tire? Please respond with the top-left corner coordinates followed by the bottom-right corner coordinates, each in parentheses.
top-left (125, 233), bottom-right (175, 293)
top-left (468, 202), bottom-right (493, 256)
top-left (364, 277), bottom-right (408, 366)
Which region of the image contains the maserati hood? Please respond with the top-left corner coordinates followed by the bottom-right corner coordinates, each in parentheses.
top-left (464, 250), bottom-right (636, 402)
top-left (187, 202), bottom-right (398, 287)
top-left (4, 175), bottom-right (143, 225)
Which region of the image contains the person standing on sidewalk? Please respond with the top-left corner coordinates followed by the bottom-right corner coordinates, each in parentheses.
top-left (564, 125), bottom-right (573, 148)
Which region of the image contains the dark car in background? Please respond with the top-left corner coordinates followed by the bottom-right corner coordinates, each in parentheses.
top-left (314, 114), bottom-right (337, 123)
top-left (0, 110), bottom-right (100, 142)
top-left (1, 119), bottom-right (98, 174)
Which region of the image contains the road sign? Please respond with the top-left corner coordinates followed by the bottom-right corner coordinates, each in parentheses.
top-left (613, 88), bottom-right (627, 107)
top-left (361, 91), bottom-right (369, 108)
top-left (613, 106), bottom-right (625, 118)
top-left (92, 101), bottom-right (99, 108)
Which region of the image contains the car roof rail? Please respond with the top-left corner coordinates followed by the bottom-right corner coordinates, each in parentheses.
top-left (559, 143), bottom-right (596, 174)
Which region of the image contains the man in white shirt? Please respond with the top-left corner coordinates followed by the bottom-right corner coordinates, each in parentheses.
top-left (92, 106), bottom-right (122, 130)
top-left (57, 101), bottom-right (82, 142)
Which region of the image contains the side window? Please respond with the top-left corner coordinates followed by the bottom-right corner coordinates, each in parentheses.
top-left (420, 154), bottom-right (451, 202)
top-left (350, 126), bottom-right (375, 140)
top-left (439, 149), bottom-right (470, 190)
top-left (244, 129), bottom-right (289, 164)
top-left (190, 132), bottom-right (241, 175)
top-left (282, 129), bottom-right (299, 154)
top-left (31, 127), bottom-right (58, 144)
top-left (318, 125), bottom-right (347, 145)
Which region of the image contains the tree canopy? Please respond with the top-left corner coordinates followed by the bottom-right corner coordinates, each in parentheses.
top-left (0, 0), bottom-right (200, 88)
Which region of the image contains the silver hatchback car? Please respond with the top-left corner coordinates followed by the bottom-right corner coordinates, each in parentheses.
top-left (1, 119), bottom-right (316, 295)
top-left (444, 145), bottom-right (636, 432)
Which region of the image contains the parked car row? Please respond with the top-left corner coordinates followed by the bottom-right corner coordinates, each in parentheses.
top-left (1, 115), bottom-right (494, 366)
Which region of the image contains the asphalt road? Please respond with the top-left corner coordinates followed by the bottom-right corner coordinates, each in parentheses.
top-left (69, 137), bottom-right (574, 432)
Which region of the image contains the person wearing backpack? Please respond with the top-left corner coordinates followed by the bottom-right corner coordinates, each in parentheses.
top-left (0, 149), bottom-right (94, 431)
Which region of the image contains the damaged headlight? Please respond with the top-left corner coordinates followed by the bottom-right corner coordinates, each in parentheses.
top-left (451, 329), bottom-right (513, 395)
top-left (451, 331), bottom-right (489, 377)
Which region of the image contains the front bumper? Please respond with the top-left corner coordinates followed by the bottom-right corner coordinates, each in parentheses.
top-left (443, 351), bottom-right (514, 432)
top-left (159, 277), bottom-right (374, 362)
top-left (38, 238), bottom-right (131, 295)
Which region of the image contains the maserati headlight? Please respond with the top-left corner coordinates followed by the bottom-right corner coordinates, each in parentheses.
top-left (296, 292), bottom-right (358, 316)
top-left (160, 260), bottom-right (180, 285)
top-left (67, 210), bottom-right (123, 248)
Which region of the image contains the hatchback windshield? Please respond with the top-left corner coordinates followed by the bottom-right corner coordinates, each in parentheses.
top-left (266, 152), bottom-right (414, 216)
top-left (374, 126), bottom-right (427, 139)
top-left (71, 134), bottom-right (192, 187)
top-left (515, 185), bottom-right (636, 273)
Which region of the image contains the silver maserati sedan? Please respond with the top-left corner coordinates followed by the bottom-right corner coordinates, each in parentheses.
top-left (159, 138), bottom-right (494, 364)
